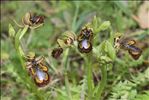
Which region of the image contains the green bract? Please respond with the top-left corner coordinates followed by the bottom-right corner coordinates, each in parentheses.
top-left (9, 24), bottom-right (16, 38)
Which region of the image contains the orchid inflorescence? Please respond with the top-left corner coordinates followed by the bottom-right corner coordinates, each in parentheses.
top-left (11, 11), bottom-right (143, 89)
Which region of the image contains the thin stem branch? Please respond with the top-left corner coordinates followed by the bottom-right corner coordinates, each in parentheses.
top-left (63, 48), bottom-right (72, 100)
top-left (85, 55), bottom-right (93, 99)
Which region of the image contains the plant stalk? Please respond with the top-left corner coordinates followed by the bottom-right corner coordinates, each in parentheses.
top-left (85, 55), bottom-right (93, 99)
top-left (96, 64), bottom-right (107, 100)
top-left (14, 25), bottom-right (45, 100)
top-left (63, 48), bottom-right (72, 100)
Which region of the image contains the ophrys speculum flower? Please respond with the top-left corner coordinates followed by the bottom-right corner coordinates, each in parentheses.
top-left (26, 52), bottom-right (50, 87)
top-left (114, 33), bottom-right (142, 60)
top-left (77, 26), bottom-right (93, 53)
top-left (22, 12), bottom-right (45, 29)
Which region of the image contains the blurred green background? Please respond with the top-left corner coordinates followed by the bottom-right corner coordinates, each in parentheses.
top-left (1, 1), bottom-right (149, 100)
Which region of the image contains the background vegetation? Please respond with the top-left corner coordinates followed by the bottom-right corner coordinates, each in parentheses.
top-left (1, 1), bottom-right (149, 100)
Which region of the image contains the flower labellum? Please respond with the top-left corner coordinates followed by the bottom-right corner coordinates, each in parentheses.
top-left (120, 40), bottom-right (142, 60)
top-left (78, 39), bottom-right (92, 53)
top-left (127, 45), bottom-right (142, 60)
top-left (30, 15), bottom-right (44, 25)
top-left (82, 39), bottom-right (89, 49)
top-left (33, 67), bottom-right (50, 87)
top-left (51, 47), bottom-right (63, 59)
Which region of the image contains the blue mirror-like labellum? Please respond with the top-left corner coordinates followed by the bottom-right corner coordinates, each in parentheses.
top-left (78, 39), bottom-right (92, 53)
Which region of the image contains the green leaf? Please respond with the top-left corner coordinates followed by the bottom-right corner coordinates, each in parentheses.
top-left (145, 67), bottom-right (149, 79)
top-left (105, 41), bottom-right (116, 60)
top-left (93, 47), bottom-right (99, 56)
top-left (98, 40), bottom-right (106, 53)
top-left (97, 21), bottom-right (111, 32)
top-left (9, 24), bottom-right (16, 38)
top-left (133, 91), bottom-right (149, 100)
top-left (92, 16), bottom-right (98, 30)
top-left (100, 56), bottom-right (112, 63)
top-left (93, 41), bottom-right (106, 57)
top-left (1, 52), bottom-right (9, 60)
top-left (94, 41), bottom-right (107, 57)
top-left (94, 40), bottom-right (115, 62)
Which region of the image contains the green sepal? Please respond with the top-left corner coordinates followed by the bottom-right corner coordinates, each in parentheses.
top-left (9, 24), bottom-right (16, 38)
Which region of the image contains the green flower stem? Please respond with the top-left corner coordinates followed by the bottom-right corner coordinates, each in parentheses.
top-left (63, 48), bottom-right (72, 100)
top-left (19, 26), bottom-right (29, 40)
top-left (65, 72), bottom-right (72, 100)
top-left (73, 44), bottom-right (94, 99)
top-left (85, 55), bottom-right (93, 99)
top-left (96, 64), bottom-right (107, 100)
